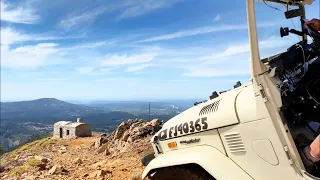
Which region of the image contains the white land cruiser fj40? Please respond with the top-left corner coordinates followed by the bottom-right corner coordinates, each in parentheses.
top-left (141, 0), bottom-right (320, 179)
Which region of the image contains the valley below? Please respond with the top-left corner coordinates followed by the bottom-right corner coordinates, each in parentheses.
top-left (0, 98), bottom-right (194, 151)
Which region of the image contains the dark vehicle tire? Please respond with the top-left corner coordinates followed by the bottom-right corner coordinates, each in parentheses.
top-left (145, 164), bottom-right (215, 180)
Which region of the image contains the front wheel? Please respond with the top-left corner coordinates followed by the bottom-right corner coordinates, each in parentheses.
top-left (145, 164), bottom-right (215, 180)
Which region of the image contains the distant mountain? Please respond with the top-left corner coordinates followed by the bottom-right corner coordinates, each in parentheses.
top-left (1, 98), bottom-right (108, 122)
top-left (0, 98), bottom-right (186, 151)
top-left (84, 100), bottom-right (195, 116)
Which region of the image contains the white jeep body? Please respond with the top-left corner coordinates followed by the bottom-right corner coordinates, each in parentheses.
top-left (142, 0), bottom-right (319, 179)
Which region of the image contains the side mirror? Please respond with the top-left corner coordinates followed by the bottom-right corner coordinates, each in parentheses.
top-left (284, 9), bottom-right (302, 19)
top-left (280, 27), bottom-right (289, 38)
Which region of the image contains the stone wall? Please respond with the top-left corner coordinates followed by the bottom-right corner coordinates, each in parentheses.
top-left (53, 126), bottom-right (76, 139)
top-left (75, 124), bottom-right (92, 137)
top-left (53, 125), bottom-right (61, 138)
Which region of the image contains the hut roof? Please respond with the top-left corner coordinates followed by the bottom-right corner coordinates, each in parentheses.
top-left (54, 121), bottom-right (72, 127)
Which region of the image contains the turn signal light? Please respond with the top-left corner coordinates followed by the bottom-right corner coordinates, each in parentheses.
top-left (167, 142), bottom-right (177, 149)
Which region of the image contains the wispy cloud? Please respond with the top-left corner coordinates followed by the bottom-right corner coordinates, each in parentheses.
top-left (75, 67), bottom-right (95, 74)
top-left (35, 78), bottom-right (67, 82)
top-left (1, 43), bottom-right (60, 68)
top-left (117, 0), bottom-right (182, 20)
top-left (125, 64), bottom-right (153, 72)
top-left (101, 53), bottom-right (156, 66)
top-left (65, 41), bottom-right (115, 50)
top-left (0, 1), bottom-right (39, 24)
top-left (136, 22), bottom-right (282, 43)
top-left (213, 14), bottom-right (221, 22)
top-left (58, 0), bottom-right (183, 30)
top-left (0, 27), bottom-right (85, 46)
top-left (182, 36), bottom-right (298, 77)
top-left (137, 24), bottom-right (247, 43)
top-left (75, 67), bottom-right (112, 75)
top-left (58, 8), bottom-right (107, 30)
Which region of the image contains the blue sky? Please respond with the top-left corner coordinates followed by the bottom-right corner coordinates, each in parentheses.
top-left (1, 0), bottom-right (319, 101)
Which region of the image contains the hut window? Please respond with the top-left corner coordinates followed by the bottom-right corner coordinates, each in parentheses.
top-left (67, 130), bottom-right (70, 136)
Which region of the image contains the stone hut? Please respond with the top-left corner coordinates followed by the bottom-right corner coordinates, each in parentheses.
top-left (53, 118), bottom-right (92, 138)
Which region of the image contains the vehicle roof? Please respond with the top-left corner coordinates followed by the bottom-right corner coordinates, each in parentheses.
top-left (258, 0), bottom-right (313, 6)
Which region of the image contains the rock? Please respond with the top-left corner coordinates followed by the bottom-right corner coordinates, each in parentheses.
top-left (82, 173), bottom-right (89, 178)
top-left (35, 156), bottom-right (48, 164)
top-left (74, 158), bottom-right (82, 165)
top-left (90, 160), bottom-right (107, 169)
top-left (48, 165), bottom-right (58, 175)
top-left (95, 137), bottom-right (102, 148)
top-left (89, 141), bottom-right (95, 148)
top-left (104, 149), bottom-right (110, 156)
top-left (58, 150), bottom-right (66, 154)
top-left (121, 130), bottom-right (130, 142)
top-left (113, 121), bottom-right (130, 140)
top-left (96, 144), bottom-right (109, 154)
top-left (88, 171), bottom-right (98, 178)
top-left (96, 170), bottom-right (106, 177)
top-left (37, 163), bottom-right (47, 170)
top-left (48, 165), bottom-right (63, 175)
top-left (60, 146), bottom-right (67, 150)
top-left (89, 170), bottom-right (107, 178)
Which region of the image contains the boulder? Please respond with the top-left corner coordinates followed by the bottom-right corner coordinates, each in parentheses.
top-left (35, 156), bottom-right (48, 164)
top-left (58, 149), bottom-right (66, 154)
top-left (48, 165), bottom-right (67, 175)
top-left (96, 144), bottom-right (109, 154)
top-left (95, 137), bottom-right (102, 148)
top-left (121, 130), bottom-right (130, 142)
top-left (113, 121), bottom-right (130, 140)
top-left (96, 170), bottom-right (107, 177)
top-left (48, 165), bottom-right (59, 175)
top-left (74, 158), bottom-right (82, 165)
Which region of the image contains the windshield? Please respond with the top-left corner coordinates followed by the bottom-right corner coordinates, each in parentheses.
top-left (255, 1), bottom-right (320, 60)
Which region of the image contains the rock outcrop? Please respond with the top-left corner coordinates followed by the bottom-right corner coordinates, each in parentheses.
top-left (0, 118), bottom-right (163, 180)
top-left (94, 118), bottom-right (163, 156)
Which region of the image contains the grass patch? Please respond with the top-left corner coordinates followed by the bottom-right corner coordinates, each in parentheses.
top-left (9, 158), bottom-right (42, 177)
top-left (23, 158), bottom-right (41, 167)
top-left (15, 139), bottom-right (41, 154)
top-left (10, 166), bottom-right (26, 177)
top-left (39, 138), bottom-right (57, 147)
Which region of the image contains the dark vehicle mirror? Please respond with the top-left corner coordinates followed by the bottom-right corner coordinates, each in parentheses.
top-left (285, 9), bottom-right (302, 19)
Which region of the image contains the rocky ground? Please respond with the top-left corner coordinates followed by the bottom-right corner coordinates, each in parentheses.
top-left (0, 119), bottom-right (163, 180)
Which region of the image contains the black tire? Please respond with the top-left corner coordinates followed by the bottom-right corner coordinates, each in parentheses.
top-left (145, 164), bottom-right (215, 180)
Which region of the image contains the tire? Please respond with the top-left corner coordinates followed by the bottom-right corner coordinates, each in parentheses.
top-left (145, 164), bottom-right (215, 180)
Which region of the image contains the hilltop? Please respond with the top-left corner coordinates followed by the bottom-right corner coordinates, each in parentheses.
top-left (1, 98), bottom-right (187, 151)
top-left (0, 118), bottom-right (162, 180)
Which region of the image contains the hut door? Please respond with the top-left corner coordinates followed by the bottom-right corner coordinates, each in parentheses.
top-left (59, 128), bottom-right (63, 138)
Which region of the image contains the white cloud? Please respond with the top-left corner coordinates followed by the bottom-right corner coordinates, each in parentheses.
top-left (183, 65), bottom-right (249, 77)
top-left (213, 14), bottom-right (221, 22)
top-left (35, 78), bottom-right (67, 82)
top-left (65, 41), bottom-right (115, 51)
top-left (136, 22), bottom-right (282, 43)
top-left (117, 0), bottom-right (182, 20)
top-left (1, 43), bottom-right (60, 68)
top-left (0, 1), bottom-right (39, 24)
top-left (75, 67), bottom-right (95, 74)
top-left (125, 64), bottom-right (152, 72)
top-left (137, 24), bottom-right (247, 43)
top-left (75, 67), bottom-right (112, 75)
top-left (101, 53), bottom-right (156, 66)
top-left (58, 0), bottom-right (183, 29)
top-left (0, 27), bottom-right (84, 46)
top-left (58, 8), bottom-right (106, 30)
top-left (182, 36), bottom-right (298, 77)
top-left (0, 28), bottom-right (31, 45)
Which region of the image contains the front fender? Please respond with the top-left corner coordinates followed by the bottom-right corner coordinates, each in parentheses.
top-left (142, 145), bottom-right (253, 180)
